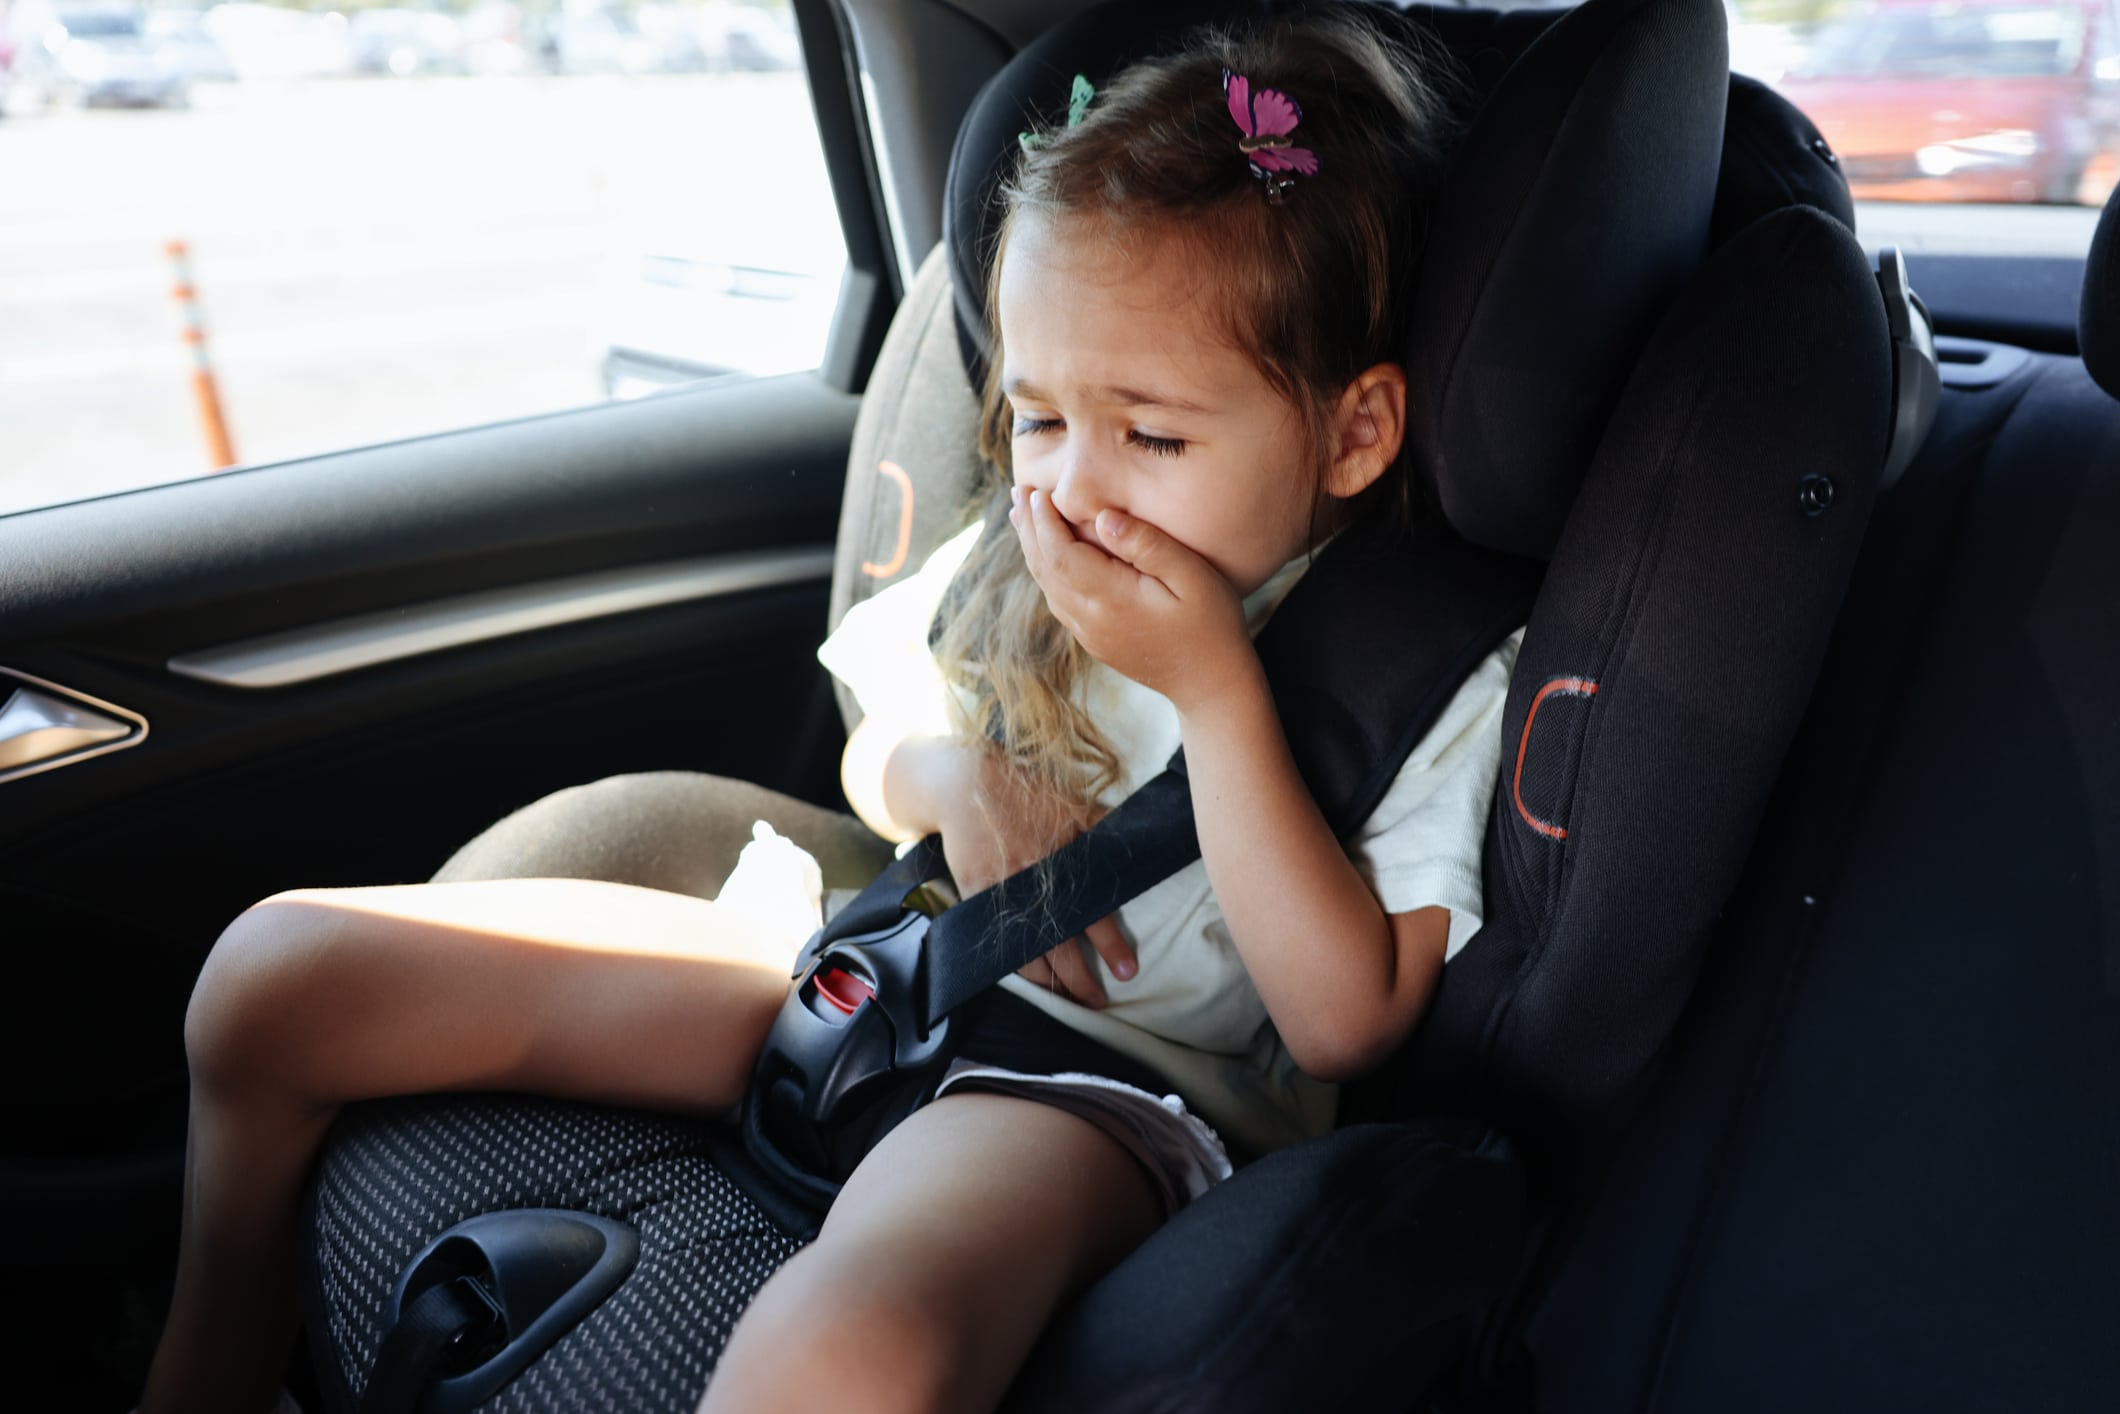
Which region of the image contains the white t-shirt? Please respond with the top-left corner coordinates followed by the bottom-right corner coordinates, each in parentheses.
top-left (817, 520), bottom-right (1524, 1156)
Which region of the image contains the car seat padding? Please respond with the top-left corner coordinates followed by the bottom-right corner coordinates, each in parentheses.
top-left (1361, 202), bottom-right (1891, 1160)
top-left (1005, 1117), bottom-right (1527, 1414)
top-left (1553, 353), bottom-right (2120, 1412)
top-left (829, 244), bottom-right (986, 731)
top-left (2078, 175), bottom-right (2120, 398)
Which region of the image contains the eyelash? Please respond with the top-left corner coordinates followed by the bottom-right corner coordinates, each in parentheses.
top-left (1011, 418), bottom-right (1188, 458)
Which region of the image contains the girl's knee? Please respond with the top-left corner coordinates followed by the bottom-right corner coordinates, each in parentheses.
top-left (184, 892), bottom-right (344, 1091)
top-left (713, 1248), bottom-right (968, 1414)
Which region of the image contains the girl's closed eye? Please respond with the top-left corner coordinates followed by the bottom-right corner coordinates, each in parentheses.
top-left (1011, 415), bottom-right (1186, 458)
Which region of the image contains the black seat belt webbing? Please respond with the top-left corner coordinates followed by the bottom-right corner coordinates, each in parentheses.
top-left (359, 1277), bottom-right (494, 1414)
top-left (921, 769), bottom-right (1199, 1021)
top-left (803, 516), bottom-right (1540, 1032)
top-left (910, 518), bottom-right (1540, 1025)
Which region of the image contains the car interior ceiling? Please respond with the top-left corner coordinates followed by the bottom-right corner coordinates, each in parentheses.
top-left (4, 0), bottom-right (2118, 1408)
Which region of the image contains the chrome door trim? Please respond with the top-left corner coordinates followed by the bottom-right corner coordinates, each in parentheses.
top-left (0, 666), bottom-right (150, 787)
top-left (167, 546), bottom-right (837, 690)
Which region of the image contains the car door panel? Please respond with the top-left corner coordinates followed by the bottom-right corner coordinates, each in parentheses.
top-left (2, 371), bottom-right (860, 1206)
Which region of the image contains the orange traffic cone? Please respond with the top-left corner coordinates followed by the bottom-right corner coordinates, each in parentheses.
top-left (165, 239), bottom-right (238, 470)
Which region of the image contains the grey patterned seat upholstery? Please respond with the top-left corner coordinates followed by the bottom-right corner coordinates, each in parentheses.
top-left (307, 1099), bottom-right (804, 1413)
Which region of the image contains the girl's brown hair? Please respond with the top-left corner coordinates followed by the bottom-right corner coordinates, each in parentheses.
top-left (934, 9), bottom-right (1468, 831)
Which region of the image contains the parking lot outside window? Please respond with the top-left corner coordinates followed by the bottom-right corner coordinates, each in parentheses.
top-left (0, 0), bottom-right (845, 517)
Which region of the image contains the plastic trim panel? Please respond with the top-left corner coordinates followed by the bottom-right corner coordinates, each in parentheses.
top-left (167, 548), bottom-right (836, 688)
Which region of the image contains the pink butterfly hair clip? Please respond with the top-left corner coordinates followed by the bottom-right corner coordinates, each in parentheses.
top-left (1224, 69), bottom-right (1318, 204)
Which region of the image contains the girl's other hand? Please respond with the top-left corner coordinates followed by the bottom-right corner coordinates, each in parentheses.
top-left (929, 738), bottom-right (1138, 1008)
top-left (1010, 486), bottom-right (1254, 714)
top-left (1016, 919), bottom-right (1137, 1009)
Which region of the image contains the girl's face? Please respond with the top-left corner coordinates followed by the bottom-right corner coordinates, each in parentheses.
top-left (995, 215), bottom-right (1322, 596)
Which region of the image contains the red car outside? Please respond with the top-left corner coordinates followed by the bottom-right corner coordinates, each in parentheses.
top-left (1774, 0), bottom-right (2120, 204)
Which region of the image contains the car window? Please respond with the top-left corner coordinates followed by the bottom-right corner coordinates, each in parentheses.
top-left (1725, 0), bottom-right (2116, 257)
top-left (0, 0), bottom-right (845, 518)
top-left (1793, 5), bottom-right (2089, 79)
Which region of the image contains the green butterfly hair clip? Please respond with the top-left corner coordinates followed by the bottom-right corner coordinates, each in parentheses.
top-left (1018, 73), bottom-right (1095, 154)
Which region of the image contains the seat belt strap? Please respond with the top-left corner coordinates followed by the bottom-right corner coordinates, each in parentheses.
top-left (358, 1275), bottom-right (497, 1414)
top-left (913, 517), bottom-right (1540, 1024)
top-left (921, 769), bottom-right (1198, 1021)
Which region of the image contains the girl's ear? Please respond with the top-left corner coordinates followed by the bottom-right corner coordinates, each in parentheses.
top-left (1325, 363), bottom-right (1408, 500)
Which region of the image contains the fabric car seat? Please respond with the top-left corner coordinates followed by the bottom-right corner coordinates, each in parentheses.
top-left (296, 1), bottom-right (1913, 1409)
top-left (1496, 160), bottom-right (2120, 1414)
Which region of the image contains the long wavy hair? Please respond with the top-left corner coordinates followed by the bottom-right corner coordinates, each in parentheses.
top-left (933, 9), bottom-right (1467, 839)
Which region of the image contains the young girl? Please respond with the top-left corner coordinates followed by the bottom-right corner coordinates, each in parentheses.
top-left (141, 13), bottom-right (1522, 1414)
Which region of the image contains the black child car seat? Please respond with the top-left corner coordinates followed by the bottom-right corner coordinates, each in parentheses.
top-left (297, 1), bottom-right (1930, 1408)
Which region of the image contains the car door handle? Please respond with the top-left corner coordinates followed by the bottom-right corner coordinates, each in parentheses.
top-left (0, 670), bottom-right (148, 784)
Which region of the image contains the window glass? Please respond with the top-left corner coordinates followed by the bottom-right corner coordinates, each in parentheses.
top-left (1725, 0), bottom-right (2117, 254)
top-left (0, 0), bottom-right (845, 518)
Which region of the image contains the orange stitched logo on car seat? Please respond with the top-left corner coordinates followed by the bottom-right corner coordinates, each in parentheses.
top-left (862, 460), bottom-right (916, 578)
top-left (1513, 676), bottom-right (1599, 840)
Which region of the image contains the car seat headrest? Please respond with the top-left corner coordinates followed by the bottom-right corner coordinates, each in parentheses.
top-left (1399, 0), bottom-right (1727, 558)
top-left (1705, 73), bottom-right (1944, 489)
top-left (944, 0), bottom-right (1263, 385)
top-left (942, 0), bottom-right (1731, 561)
top-left (1709, 72), bottom-right (1855, 250)
top-left (2080, 176), bottom-right (2120, 398)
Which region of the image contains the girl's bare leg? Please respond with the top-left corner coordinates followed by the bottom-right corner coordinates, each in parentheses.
top-left (140, 877), bottom-right (807, 1414)
top-left (701, 1092), bottom-right (1163, 1414)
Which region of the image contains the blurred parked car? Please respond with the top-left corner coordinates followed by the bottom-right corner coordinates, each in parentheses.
top-left (1776, 0), bottom-right (2120, 203)
top-left (714, 0), bottom-right (801, 70)
top-left (544, 7), bottom-right (659, 74)
top-left (635, 3), bottom-right (711, 71)
top-left (41, 6), bottom-right (187, 108)
top-left (347, 8), bottom-right (465, 77)
top-left (589, 249), bottom-right (843, 397)
top-left (587, 185), bottom-right (845, 396)
top-left (143, 7), bottom-right (237, 84)
top-left (201, 2), bottom-right (354, 80)
top-left (0, 0), bottom-right (49, 111)
top-left (458, 0), bottom-right (531, 75)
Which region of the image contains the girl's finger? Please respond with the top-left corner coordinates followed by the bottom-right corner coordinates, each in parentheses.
top-left (1029, 489), bottom-right (1124, 600)
top-left (1009, 487), bottom-right (1044, 578)
top-left (1048, 935), bottom-right (1108, 1008)
top-left (1082, 917), bottom-right (1137, 983)
top-left (1020, 490), bottom-right (1092, 613)
top-left (1093, 508), bottom-right (1196, 602)
top-left (1014, 955), bottom-right (1057, 994)
top-left (1016, 953), bottom-right (1089, 1007)
top-left (1028, 487), bottom-right (1084, 562)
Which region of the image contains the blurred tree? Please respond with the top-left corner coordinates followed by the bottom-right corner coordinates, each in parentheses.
top-left (1735, 0), bottom-right (1853, 30)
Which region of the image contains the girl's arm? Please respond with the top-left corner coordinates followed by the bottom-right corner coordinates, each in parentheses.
top-left (844, 723), bottom-right (1052, 852)
top-left (841, 717), bottom-right (958, 842)
top-left (1176, 661), bottom-right (1448, 1081)
top-left (841, 718), bottom-right (1141, 1000)
top-left (1011, 489), bottom-right (1446, 1079)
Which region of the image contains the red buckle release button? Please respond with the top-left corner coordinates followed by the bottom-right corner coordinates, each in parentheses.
top-left (814, 966), bottom-right (875, 1017)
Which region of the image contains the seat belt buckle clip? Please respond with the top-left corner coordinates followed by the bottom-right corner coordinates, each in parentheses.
top-left (744, 892), bottom-right (961, 1202)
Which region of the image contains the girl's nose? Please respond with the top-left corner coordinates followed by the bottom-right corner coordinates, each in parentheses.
top-left (1049, 446), bottom-right (1105, 532)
